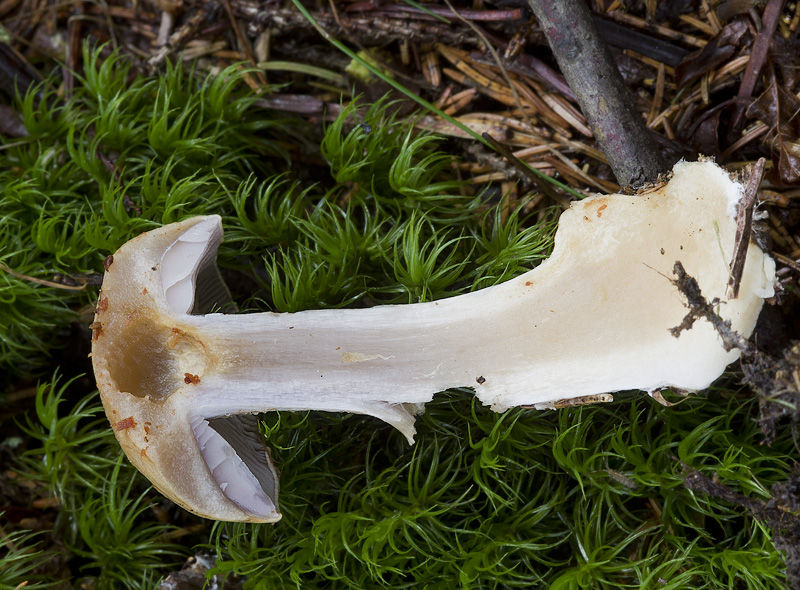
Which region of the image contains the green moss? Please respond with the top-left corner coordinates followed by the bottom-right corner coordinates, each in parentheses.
top-left (0, 527), bottom-right (55, 589)
top-left (202, 389), bottom-right (791, 589)
top-left (10, 375), bottom-right (181, 589)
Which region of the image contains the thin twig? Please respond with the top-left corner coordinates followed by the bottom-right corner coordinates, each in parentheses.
top-left (0, 262), bottom-right (88, 291)
top-left (221, 0), bottom-right (267, 88)
top-left (63, 0), bottom-right (84, 97)
top-left (773, 252), bottom-right (800, 274)
top-left (727, 157), bottom-right (766, 299)
top-left (668, 261), bottom-right (754, 353)
top-left (730, 0), bottom-right (785, 133)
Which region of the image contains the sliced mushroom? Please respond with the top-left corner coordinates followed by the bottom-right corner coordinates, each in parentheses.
top-left (91, 160), bottom-right (775, 523)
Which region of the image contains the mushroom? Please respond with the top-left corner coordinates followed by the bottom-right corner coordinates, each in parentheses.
top-left (91, 160), bottom-right (775, 523)
top-left (152, 0), bottom-right (183, 47)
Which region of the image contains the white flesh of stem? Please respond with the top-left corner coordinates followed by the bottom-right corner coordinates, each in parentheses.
top-left (178, 162), bottom-right (774, 432)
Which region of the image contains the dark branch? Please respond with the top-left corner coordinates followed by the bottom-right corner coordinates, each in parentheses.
top-left (527, 0), bottom-right (668, 188)
top-left (668, 261), bottom-right (754, 354)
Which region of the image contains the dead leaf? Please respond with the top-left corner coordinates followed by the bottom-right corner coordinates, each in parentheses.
top-left (675, 19), bottom-right (748, 89)
top-left (748, 81), bottom-right (800, 185)
top-left (688, 109), bottom-right (723, 156)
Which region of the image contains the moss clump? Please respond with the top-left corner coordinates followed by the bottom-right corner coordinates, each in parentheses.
top-left (206, 389), bottom-right (790, 590)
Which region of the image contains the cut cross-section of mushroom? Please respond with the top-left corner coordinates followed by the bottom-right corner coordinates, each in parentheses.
top-left (91, 160), bottom-right (776, 523)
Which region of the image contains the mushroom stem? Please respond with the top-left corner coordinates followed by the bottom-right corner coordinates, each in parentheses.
top-left (92, 160), bottom-right (775, 523)
top-left (156, 11), bottom-right (175, 47)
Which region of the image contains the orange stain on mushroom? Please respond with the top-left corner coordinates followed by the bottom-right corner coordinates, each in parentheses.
top-left (184, 373), bottom-right (201, 385)
top-left (114, 416), bottom-right (137, 431)
top-left (89, 321), bottom-right (103, 341)
top-left (596, 204), bottom-right (607, 218)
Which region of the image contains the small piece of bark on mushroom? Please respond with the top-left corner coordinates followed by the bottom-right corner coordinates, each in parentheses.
top-left (91, 160), bottom-right (775, 523)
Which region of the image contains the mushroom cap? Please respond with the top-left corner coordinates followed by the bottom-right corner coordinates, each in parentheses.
top-left (92, 217), bottom-right (280, 522)
top-left (151, 0), bottom-right (182, 13)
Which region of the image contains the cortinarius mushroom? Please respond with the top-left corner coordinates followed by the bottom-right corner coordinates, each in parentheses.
top-left (91, 160), bottom-right (775, 523)
top-left (152, 0), bottom-right (183, 46)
